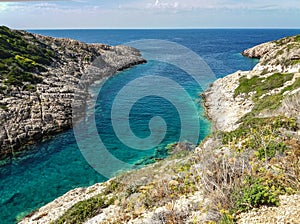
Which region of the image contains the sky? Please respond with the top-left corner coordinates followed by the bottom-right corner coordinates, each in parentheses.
top-left (0, 0), bottom-right (299, 29)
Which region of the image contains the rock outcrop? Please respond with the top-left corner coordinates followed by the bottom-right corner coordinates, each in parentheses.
top-left (204, 35), bottom-right (300, 131)
top-left (203, 70), bottom-right (255, 132)
top-left (0, 29), bottom-right (146, 161)
top-left (241, 42), bottom-right (277, 59)
top-left (242, 35), bottom-right (300, 73)
top-left (237, 194), bottom-right (300, 224)
top-left (20, 183), bottom-right (106, 224)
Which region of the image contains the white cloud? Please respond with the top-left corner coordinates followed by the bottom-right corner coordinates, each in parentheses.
top-left (126, 0), bottom-right (300, 11)
top-left (0, 1), bottom-right (101, 14)
top-left (2, 0), bottom-right (299, 14)
top-left (0, 2), bottom-right (8, 11)
top-left (1, 0), bottom-right (299, 29)
top-left (147, 0), bottom-right (179, 9)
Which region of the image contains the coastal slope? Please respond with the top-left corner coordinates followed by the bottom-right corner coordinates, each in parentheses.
top-left (0, 26), bottom-right (146, 161)
top-left (21, 35), bottom-right (300, 224)
top-left (204, 34), bottom-right (300, 132)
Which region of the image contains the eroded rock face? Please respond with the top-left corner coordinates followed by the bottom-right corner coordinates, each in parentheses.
top-left (204, 35), bottom-right (300, 132)
top-left (242, 35), bottom-right (300, 73)
top-left (242, 42), bottom-right (277, 59)
top-left (19, 183), bottom-right (106, 224)
top-left (0, 32), bottom-right (146, 160)
top-left (202, 71), bottom-right (255, 132)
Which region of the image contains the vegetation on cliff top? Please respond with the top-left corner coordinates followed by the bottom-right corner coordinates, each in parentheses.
top-left (260, 34), bottom-right (300, 68)
top-left (0, 26), bottom-right (56, 89)
top-left (234, 73), bottom-right (294, 98)
top-left (235, 72), bottom-right (300, 122)
top-left (274, 34), bottom-right (300, 45)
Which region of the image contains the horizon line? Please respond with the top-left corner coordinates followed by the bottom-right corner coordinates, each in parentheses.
top-left (25, 27), bottom-right (300, 31)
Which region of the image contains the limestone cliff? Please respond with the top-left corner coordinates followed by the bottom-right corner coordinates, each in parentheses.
top-left (242, 34), bottom-right (300, 73)
top-left (0, 27), bottom-right (146, 161)
top-left (205, 35), bottom-right (300, 132)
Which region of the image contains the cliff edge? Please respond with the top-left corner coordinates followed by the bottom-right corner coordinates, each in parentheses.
top-left (0, 26), bottom-right (146, 162)
top-left (204, 35), bottom-right (300, 132)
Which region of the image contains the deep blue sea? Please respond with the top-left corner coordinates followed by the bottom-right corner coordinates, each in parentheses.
top-left (1, 29), bottom-right (300, 224)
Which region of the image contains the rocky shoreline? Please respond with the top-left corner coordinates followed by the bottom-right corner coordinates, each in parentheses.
top-left (0, 29), bottom-right (146, 162)
top-left (202, 70), bottom-right (255, 131)
top-left (20, 182), bottom-right (107, 224)
top-left (242, 35), bottom-right (300, 73)
top-left (203, 36), bottom-right (300, 131)
top-left (19, 35), bottom-right (300, 224)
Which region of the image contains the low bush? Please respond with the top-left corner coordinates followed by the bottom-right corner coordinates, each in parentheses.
top-left (195, 115), bottom-right (300, 222)
top-left (54, 195), bottom-right (115, 224)
top-left (234, 73), bottom-right (294, 98)
top-left (0, 26), bottom-right (56, 89)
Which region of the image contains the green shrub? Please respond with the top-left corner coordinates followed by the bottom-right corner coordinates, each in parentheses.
top-left (3, 69), bottom-right (42, 87)
top-left (234, 76), bottom-right (260, 97)
top-left (283, 77), bottom-right (300, 93)
top-left (54, 195), bottom-right (115, 224)
top-left (220, 210), bottom-right (235, 224)
top-left (252, 93), bottom-right (283, 112)
top-left (237, 177), bottom-right (281, 212)
top-left (24, 84), bottom-right (35, 91)
top-left (0, 104), bottom-right (8, 111)
top-left (256, 142), bottom-right (287, 160)
top-left (104, 180), bottom-right (121, 194)
top-left (234, 73), bottom-right (294, 99)
top-left (0, 26), bottom-right (56, 88)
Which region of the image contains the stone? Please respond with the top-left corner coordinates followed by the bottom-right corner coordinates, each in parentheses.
top-left (0, 30), bottom-right (146, 160)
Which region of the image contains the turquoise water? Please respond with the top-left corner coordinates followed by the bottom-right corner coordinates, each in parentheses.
top-left (1, 29), bottom-right (300, 224)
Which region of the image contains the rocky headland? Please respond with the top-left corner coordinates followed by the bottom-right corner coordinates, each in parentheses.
top-left (20, 35), bottom-right (300, 224)
top-left (0, 26), bottom-right (146, 162)
top-left (242, 35), bottom-right (300, 73)
top-left (204, 34), bottom-right (300, 132)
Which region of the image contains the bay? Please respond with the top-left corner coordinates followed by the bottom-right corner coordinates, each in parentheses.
top-left (1, 29), bottom-right (299, 224)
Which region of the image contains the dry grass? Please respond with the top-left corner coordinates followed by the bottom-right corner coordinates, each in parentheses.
top-left (189, 116), bottom-right (300, 223)
top-left (281, 91), bottom-right (300, 118)
top-left (192, 137), bottom-right (251, 212)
